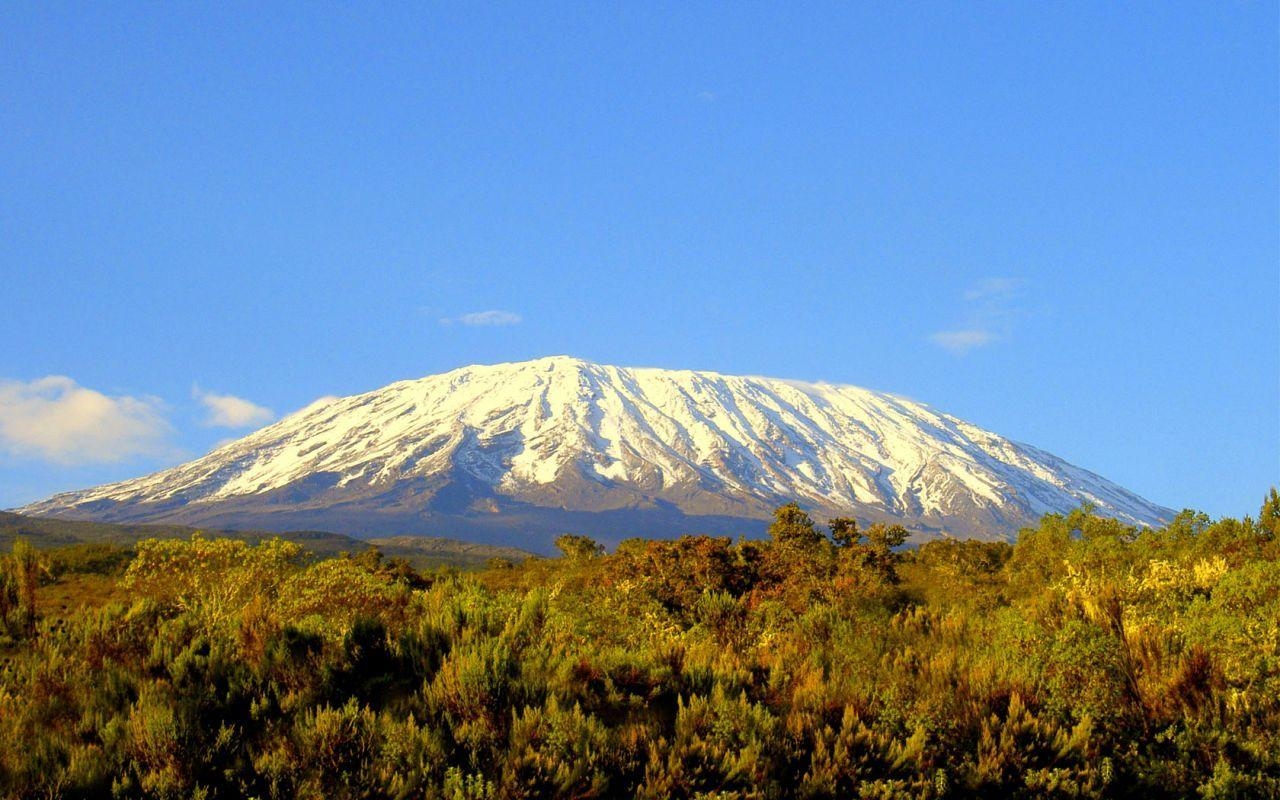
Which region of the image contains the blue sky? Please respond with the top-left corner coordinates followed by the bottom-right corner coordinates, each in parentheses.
top-left (1, 3), bottom-right (1276, 519)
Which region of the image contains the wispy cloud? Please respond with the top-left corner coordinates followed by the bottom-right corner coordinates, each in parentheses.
top-left (963, 277), bottom-right (1023, 302)
top-left (440, 310), bottom-right (523, 327)
top-left (0, 376), bottom-right (173, 464)
top-left (193, 386), bottom-right (275, 429)
top-left (930, 278), bottom-right (1025, 355)
top-left (929, 329), bottom-right (996, 355)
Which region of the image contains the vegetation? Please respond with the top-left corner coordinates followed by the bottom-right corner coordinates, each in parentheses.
top-left (1, 494), bottom-right (1278, 798)
top-left (0, 512), bottom-right (534, 570)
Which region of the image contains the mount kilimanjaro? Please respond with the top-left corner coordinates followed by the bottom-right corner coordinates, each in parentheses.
top-left (20, 357), bottom-right (1171, 549)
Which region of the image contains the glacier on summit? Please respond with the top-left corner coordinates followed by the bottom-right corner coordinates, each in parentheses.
top-left (20, 357), bottom-right (1172, 547)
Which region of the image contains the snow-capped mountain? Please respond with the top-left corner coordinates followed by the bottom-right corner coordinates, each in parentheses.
top-left (20, 357), bottom-right (1171, 547)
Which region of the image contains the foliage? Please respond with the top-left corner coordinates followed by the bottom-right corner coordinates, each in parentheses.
top-left (0, 511), bottom-right (535, 570)
top-left (2, 491), bottom-right (1279, 798)
top-left (0, 538), bottom-right (42, 639)
top-left (554, 534), bottom-right (604, 561)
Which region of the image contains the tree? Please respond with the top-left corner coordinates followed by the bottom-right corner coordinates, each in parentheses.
top-left (828, 519), bottom-right (909, 587)
top-left (758, 504), bottom-right (834, 605)
top-left (1259, 487), bottom-right (1280, 540)
top-left (1, 538), bottom-right (41, 637)
top-left (828, 517), bottom-right (860, 548)
top-left (768, 503), bottom-right (824, 549)
top-left (865, 522), bottom-right (909, 553)
top-left (350, 545), bottom-right (385, 572)
top-left (855, 523), bottom-right (909, 584)
top-left (554, 534), bottom-right (604, 561)
top-left (123, 535), bottom-right (301, 627)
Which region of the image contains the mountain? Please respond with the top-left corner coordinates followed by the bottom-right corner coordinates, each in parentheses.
top-left (18, 356), bottom-right (1171, 549)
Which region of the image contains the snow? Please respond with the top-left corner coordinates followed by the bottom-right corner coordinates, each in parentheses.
top-left (22, 356), bottom-right (1171, 527)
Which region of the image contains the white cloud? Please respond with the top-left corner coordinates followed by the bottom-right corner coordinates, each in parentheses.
top-left (962, 277), bottom-right (1024, 301)
top-left (0, 376), bottom-right (173, 464)
top-left (194, 387), bottom-right (275, 428)
top-left (440, 310), bottom-right (523, 327)
top-left (930, 277), bottom-right (1025, 356)
top-left (929, 329), bottom-right (996, 355)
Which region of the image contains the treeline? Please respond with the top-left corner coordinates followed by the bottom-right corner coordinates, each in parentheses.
top-left (1, 491), bottom-right (1279, 798)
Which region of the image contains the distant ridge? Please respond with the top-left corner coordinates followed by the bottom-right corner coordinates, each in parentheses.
top-left (0, 511), bottom-right (534, 569)
top-left (20, 356), bottom-right (1172, 548)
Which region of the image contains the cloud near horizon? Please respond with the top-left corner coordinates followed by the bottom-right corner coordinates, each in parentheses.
top-left (930, 277), bottom-right (1026, 355)
top-left (440, 309), bottom-right (523, 327)
top-left (194, 387), bottom-right (275, 428)
top-left (0, 376), bottom-right (173, 464)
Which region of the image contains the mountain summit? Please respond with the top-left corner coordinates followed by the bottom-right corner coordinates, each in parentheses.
top-left (21, 357), bottom-right (1171, 547)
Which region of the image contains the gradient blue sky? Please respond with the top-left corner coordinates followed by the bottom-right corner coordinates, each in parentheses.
top-left (2, 3), bottom-right (1276, 518)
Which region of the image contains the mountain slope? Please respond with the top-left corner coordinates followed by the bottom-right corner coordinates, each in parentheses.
top-left (19, 357), bottom-right (1171, 546)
